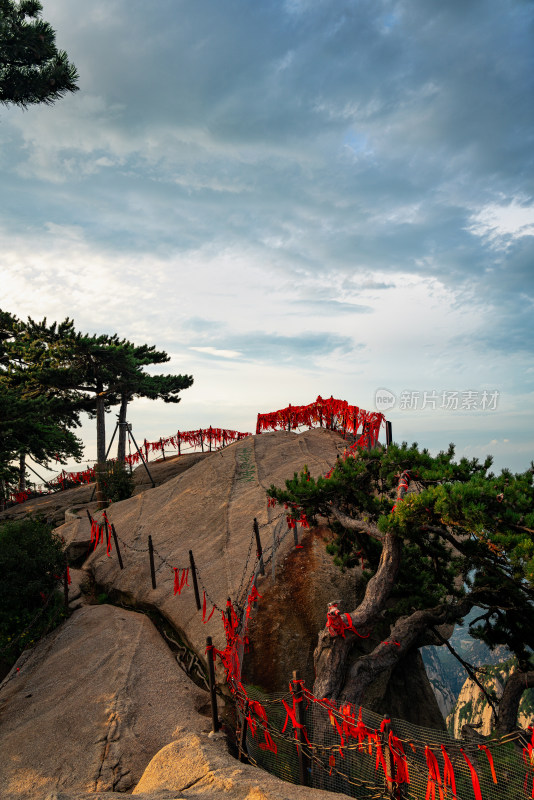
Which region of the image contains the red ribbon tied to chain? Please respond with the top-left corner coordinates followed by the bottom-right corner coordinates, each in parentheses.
top-left (440, 745), bottom-right (457, 799)
top-left (389, 731), bottom-right (410, 785)
top-left (460, 748), bottom-right (482, 800)
top-left (425, 746), bottom-right (444, 800)
top-left (173, 568), bottom-right (189, 596)
top-left (281, 698), bottom-right (311, 747)
top-left (478, 743), bottom-right (497, 785)
top-left (202, 590), bottom-right (215, 623)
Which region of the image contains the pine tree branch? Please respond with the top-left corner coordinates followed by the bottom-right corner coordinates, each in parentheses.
top-left (429, 625), bottom-right (500, 720)
top-left (329, 504), bottom-right (384, 541)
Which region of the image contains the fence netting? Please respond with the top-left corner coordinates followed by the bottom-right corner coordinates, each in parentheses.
top-left (243, 686), bottom-right (531, 800)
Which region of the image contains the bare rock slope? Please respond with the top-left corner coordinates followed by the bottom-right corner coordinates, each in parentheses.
top-left (0, 604), bottom-right (209, 799)
top-left (58, 429), bottom-right (351, 672)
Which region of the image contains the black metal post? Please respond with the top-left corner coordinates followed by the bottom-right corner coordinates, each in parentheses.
top-left (103, 513), bottom-right (110, 551)
top-left (148, 535), bottom-right (156, 589)
top-left (209, 426), bottom-right (212, 451)
top-left (386, 420), bottom-right (392, 448)
top-left (253, 518), bottom-right (265, 575)
top-left (160, 438), bottom-right (165, 460)
top-left (288, 403), bottom-right (292, 431)
top-left (206, 636), bottom-right (220, 733)
top-left (292, 670), bottom-right (310, 786)
top-left (177, 431), bottom-right (181, 455)
top-left (200, 430), bottom-right (204, 452)
top-left (189, 549), bottom-right (202, 610)
top-left (128, 428), bottom-right (156, 488)
top-left (111, 523), bottom-right (124, 569)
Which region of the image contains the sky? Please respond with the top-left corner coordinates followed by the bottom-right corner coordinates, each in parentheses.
top-left (2, 0), bottom-right (534, 480)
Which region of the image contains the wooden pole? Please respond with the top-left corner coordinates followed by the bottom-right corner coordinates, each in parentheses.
top-left (253, 518), bottom-right (265, 575)
top-left (111, 523), bottom-right (124, 569)
top-left (148, 535), bottom-right (156, 589)
top-left (380, 717), bottom-right (395, 798)
top-left (238, 699), bottom-right (249, 762)
top-left (292, 670), bottom-right (310, 786)
top-left (189, 549), bottom-right (201, 610)
top-left (144, 438), bottom-right (148, 462)
top-left (177, 431), bottom-right (181, 455)
top-left (206, 636), bottom-right (220, 733)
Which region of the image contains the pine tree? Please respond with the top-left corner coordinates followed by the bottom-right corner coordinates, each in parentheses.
top-left (115, 342), bottom-right (193, 462)
top-left (0, 0), bottom-right (78, 108)
top-left (268, 441), bottom-right (534, 733)
top-left (0, 311), bottom-right (84, 496)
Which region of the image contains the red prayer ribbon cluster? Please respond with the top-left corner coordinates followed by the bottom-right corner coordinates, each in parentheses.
top-left (256, 395), bottom-right (385, 449)
top-left (125, 428), bottom-right (251, 465)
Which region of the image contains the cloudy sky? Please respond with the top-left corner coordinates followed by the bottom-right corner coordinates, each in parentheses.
top-left (2, 0), bottom-right (533, 478)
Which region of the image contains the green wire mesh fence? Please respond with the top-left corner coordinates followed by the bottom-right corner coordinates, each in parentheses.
top-left (242, 685), bottom-right (532, 800)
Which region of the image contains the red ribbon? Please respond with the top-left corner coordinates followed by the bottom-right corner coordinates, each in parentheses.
top-left (202, 590), bottom-right (215, 623)
top-left (425, 746), bottom-right (444, 800)
top-left (460, 748), bottom-right (482, 800)
top-left (281, 698), bottom-right (311, 746)
top-left (478, 743), bottom-right (497, 784)
top-left (440, 744), bottom-right (457, 798)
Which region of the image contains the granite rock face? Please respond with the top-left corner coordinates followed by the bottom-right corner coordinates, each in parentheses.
top-left (0, 604), bottom-right (209, 799)
top-left (57, 430), bottom-right (351, 671)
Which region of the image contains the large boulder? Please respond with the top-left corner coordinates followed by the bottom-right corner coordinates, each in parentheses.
top-left (0, 604), bottom-right (209, 799)
top-left (54, 429), bottom-right (444, 727)
top-left (57, 430), bottom-right (350, 674)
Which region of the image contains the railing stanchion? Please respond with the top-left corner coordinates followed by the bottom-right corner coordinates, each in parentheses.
top-left (238, 699), bottom-right (249, 762)
top-left (206, 636), bottom-right (220, 733)
top-left (292, 670), bottom-right (310, 786)
top-left (111, 523), bottom-right (124, 569)
top-left (253, 518), bottom-right (265, 576)
top-left (148, 535), bottom-right (156, 589)
top-left (189, 549), bottom-right (202, 610)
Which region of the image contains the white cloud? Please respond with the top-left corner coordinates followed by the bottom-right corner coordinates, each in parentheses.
top-left (190, 346), bottom-right (242, 359)
top-left (466, 199), bottom-right (534, 249)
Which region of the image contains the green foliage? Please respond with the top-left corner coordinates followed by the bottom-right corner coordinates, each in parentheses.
top-left (98, 460), bottom-right (134, 503)
top-left (0, 310), bottom-right (85, 484)
top-left (268, 442), bottom-right (534, 662)
top-left (0, 517), bottom-right (67, 665)
top-left (0, 0), bottom-right (78, 108)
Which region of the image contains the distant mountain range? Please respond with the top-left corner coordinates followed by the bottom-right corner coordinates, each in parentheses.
top-left (421, 609), bottom-right (533, 734)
